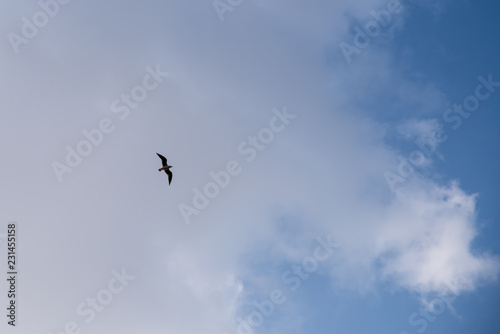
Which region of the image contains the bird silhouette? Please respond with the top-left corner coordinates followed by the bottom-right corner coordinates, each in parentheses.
top-left (156, 153), bottom-right (173, 185)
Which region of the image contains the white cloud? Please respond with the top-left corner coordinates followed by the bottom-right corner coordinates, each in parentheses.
top-left (0, 0), bottom-right (497, 333)
top-left (376, 180), bottom-right (499, 294)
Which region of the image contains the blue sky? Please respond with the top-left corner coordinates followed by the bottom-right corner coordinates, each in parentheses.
top-left (0, 0), bottom-right (499, 333)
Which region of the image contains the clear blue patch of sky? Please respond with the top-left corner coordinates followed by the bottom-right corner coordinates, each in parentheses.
top-left (390, 0), bottom-right (500, 252)
top-left (387, 1), bottom-right (500, 333)
top-left (323, 1), bottom-right (500, 333)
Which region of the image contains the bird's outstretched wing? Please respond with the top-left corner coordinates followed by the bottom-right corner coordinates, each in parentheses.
top-left (156, 152), bottom-right (167, 166)
top-left (165, 169), bottom-right (173, 185)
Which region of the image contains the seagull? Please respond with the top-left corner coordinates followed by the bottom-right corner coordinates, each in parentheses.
top-left (156, 153), bottom-right (173, 185)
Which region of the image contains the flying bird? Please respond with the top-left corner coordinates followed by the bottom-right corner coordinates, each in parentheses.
top-left (156, 153), bottom-right (173, 185)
